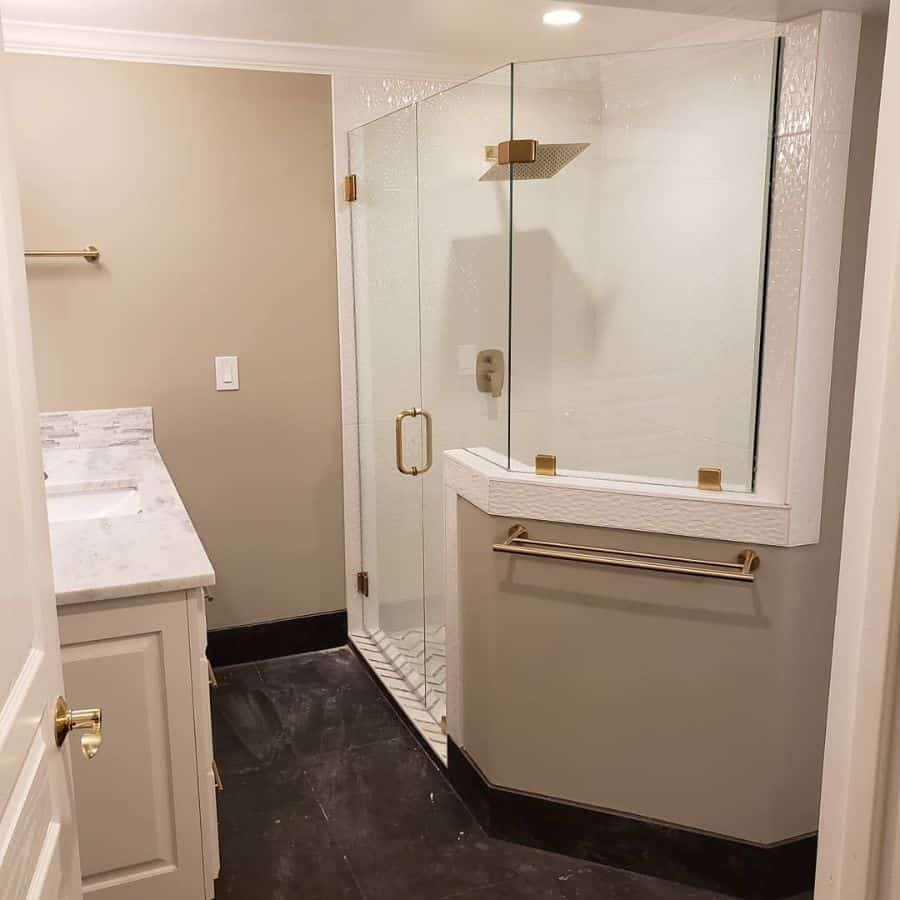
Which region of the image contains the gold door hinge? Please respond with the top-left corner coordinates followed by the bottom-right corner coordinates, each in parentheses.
top-left (357, 571), bottom-right (369, 596)
top-left (535, 453), bottom-right (557, 476)
top-left (344, 174), bottom-right (358, 202)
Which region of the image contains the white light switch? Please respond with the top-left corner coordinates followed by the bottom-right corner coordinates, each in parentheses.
top-left (215, 356), bottom-right (239, 391)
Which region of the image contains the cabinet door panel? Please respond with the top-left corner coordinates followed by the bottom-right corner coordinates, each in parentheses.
top-left (58, 593), bottom-right (204, 900)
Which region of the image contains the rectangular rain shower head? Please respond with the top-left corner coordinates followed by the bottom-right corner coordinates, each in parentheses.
top-left (480, 140), bottom-right (590, 182)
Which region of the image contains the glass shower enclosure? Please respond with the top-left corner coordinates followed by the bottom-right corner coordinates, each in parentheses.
top-left (348, 39), bottom-right (780, 757)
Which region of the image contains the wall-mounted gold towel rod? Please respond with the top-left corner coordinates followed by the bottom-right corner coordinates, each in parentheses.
top-left (493, 524), bottom-right (760, 582)
top-left (25, 245), bottom-right (100, 262)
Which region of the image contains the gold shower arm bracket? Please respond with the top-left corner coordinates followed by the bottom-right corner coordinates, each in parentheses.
top-left (497, 140), bottom-right (537, 165)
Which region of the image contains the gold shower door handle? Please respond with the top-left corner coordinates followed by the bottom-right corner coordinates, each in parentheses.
top-left (395, 408), bottom-right (433, 476)
top-left (55, 696), bottom-right (103, 760)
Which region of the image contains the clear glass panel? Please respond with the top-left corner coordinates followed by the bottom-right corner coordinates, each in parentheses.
top-left (510, 40), bottom-right (778, 491)
top-left (349, 105), bottom-right (426, 688)
top-left (417, 66), bottom-right (513, 724)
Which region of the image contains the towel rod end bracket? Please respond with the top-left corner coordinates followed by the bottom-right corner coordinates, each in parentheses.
top-left (739, 548), bottom-right (760, 574)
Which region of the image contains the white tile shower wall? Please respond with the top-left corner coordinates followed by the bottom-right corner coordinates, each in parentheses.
top-left (509, 41), bottom-right (778, 490)
top-left (756, 12), bottom-right (861, 544)
top-left (753, 15), bottom-right (820, 507)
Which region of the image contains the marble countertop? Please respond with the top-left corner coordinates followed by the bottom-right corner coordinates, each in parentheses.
top-left (42, 408), bottom-right (215, 605)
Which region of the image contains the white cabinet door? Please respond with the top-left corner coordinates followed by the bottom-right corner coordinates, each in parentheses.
top-left (58, 592), bottom-right (206, 900)
top-left (0, 38), bottom-right (82, 900)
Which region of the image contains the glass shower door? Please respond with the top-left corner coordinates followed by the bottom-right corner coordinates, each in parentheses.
top-left (417, 67), bottom-right (513, 728)
top-left (349, 67), bottom-right (513, 744)
top-left (349, 106), bottom-right (428, 697)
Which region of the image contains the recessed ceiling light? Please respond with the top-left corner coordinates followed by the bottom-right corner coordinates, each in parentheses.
top-left (543, 8), bottom-right (582, 26)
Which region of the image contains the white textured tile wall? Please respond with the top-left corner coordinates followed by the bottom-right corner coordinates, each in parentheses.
top-left (508, 39), bottom-right (779, 490)
top-left (786, 11), bottom-right (860, 544)
top-left (756, 12), bottom-right (861, 544)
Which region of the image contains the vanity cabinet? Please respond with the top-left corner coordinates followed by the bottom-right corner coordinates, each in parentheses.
top-left (57, 587), bottom-right (219, 900)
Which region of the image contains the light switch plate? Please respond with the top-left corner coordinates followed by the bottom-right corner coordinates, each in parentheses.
top-left (215, 356), bottom-right (239, 391)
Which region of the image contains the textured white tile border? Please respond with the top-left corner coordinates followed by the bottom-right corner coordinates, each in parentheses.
top-left (445, 449), bottom-right (792, 544)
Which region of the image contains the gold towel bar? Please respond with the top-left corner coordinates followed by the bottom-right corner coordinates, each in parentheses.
top-left (25, 245), bottom-right (100, 262)
top-left (493, 524), bottom-right (760, 582)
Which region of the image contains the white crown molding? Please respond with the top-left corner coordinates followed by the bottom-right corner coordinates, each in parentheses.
top-left (0, 19), bottom-right (484, 80)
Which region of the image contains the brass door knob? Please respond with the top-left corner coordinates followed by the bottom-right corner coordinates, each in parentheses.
top-left (55, 697), bottom-right (103, 760)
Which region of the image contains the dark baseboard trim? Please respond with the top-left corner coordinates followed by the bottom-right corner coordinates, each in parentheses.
top-left (207, 610), bottom-right (347, 667)
top-left (347, 639), bottom-right (445, 771)
top-left (447, 738), bottom-right (816, 900)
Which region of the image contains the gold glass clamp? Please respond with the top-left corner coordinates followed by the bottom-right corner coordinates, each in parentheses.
top-left (395, 408), bottom-right (433, 476)
top-left (55, 697), bottom-right (103, 760)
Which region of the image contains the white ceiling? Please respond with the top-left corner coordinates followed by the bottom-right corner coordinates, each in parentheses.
top-left (0, 0), bottom-right (887, 78)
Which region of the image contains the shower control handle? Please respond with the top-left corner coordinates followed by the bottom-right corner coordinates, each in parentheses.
top-left (476, 349), bottom-right (505, 398)
top-left (395, 408), bottom-right (433, 476)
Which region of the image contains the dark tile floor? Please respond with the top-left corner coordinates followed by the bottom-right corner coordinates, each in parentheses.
top-left (211, 648), bottom-right (803, 900)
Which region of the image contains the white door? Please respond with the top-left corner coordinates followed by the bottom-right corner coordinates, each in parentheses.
top-left (0, 41), bottom-right (83, 900)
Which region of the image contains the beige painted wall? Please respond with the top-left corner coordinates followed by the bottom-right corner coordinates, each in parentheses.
top-left (456, 14), bottom-right (886, 845)
top-left (6, 54), bottom-right (344, 630)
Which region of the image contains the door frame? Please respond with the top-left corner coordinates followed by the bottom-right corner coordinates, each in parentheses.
top-left (814, 0), bottom-right (900, 895)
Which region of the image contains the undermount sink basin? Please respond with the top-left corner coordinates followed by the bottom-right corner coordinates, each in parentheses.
top-left (46, 481), bottom-right (142, 524)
